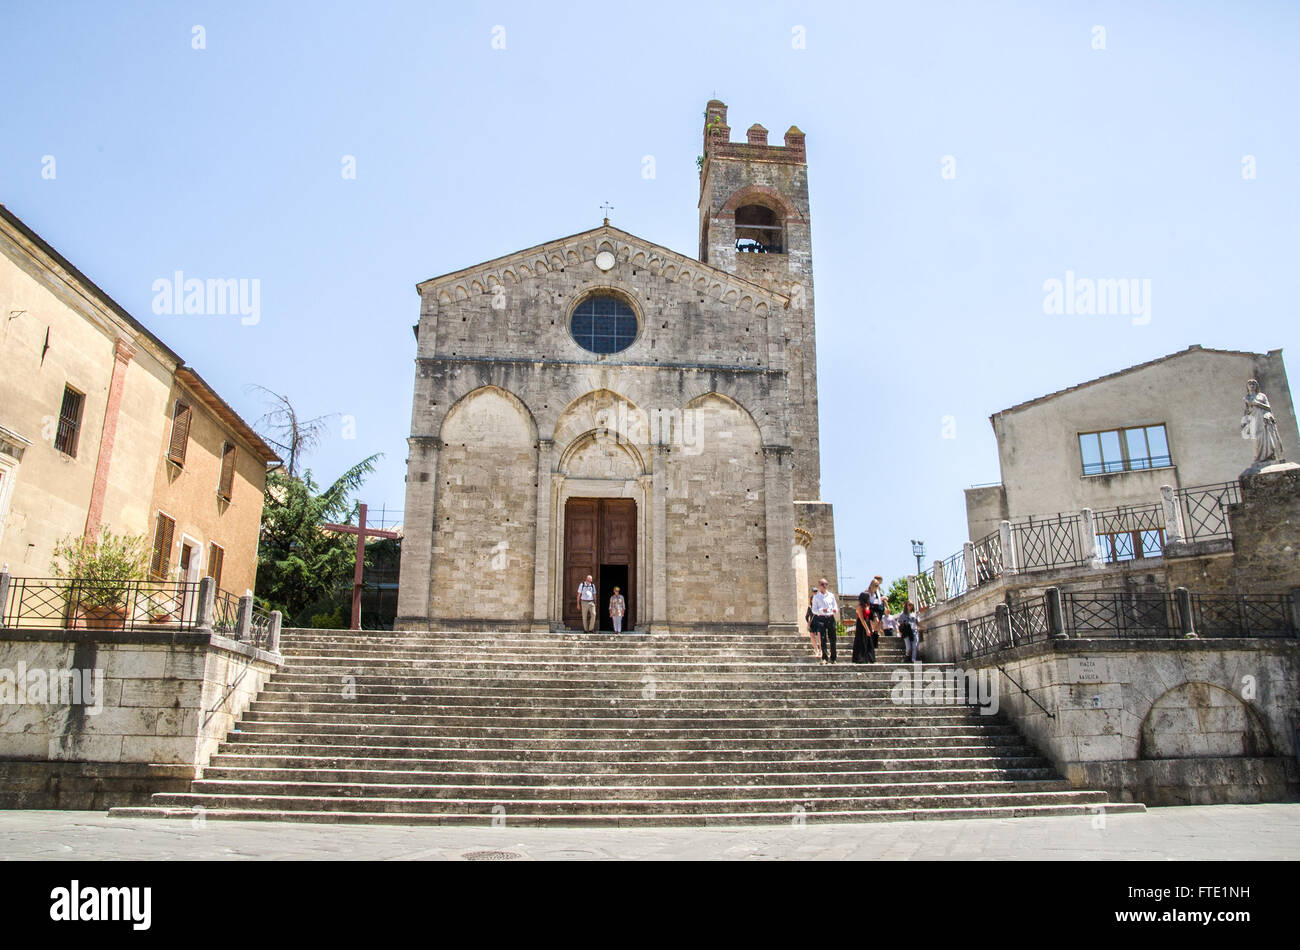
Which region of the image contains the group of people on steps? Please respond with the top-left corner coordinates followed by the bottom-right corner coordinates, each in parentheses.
top-left (807, 575), bottom-right (921, 665)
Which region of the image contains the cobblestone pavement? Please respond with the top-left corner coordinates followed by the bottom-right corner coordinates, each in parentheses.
top-left (0, 804), bottom-right (1296, 860)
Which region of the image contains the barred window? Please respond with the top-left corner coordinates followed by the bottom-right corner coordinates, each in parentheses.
top-left (54, 386), bottom-right (85, 457)
top-left (1079, 424), bottom-right (1171, 476)
top-left (218, 442), bottom-right (237, 500)
top-left (151, 512), bottom-right (176, 579)
top-left (167, 400), bottom-right (192, 466)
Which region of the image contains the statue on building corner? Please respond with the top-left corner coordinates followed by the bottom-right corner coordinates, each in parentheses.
top-left (1241, 378), bottom-right (1286, 470)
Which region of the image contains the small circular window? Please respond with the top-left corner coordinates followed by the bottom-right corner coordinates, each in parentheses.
top-left (570, 294), bottom-right (638, 354)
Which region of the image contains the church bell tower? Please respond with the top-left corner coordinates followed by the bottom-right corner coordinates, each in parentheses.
top-left (697, 99), bottom-right (837, 593)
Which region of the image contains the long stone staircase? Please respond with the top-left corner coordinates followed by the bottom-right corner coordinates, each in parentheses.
top-left (110, 628), bottom-right (1145, 825)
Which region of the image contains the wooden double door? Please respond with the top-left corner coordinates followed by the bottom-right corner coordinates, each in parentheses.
top-left (563, 498), bottom-right (636, 631)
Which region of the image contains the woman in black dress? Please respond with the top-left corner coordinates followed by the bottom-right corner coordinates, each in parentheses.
top-left (852, 592), bottom-right (875, 663)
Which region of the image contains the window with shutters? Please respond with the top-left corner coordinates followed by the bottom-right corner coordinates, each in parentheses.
top-left (151, 512), bottom-right (176, 579)
top-left (167, 400), bottom-right (192, 466)
top-left (217, 442), bottom-right (237, 500)
top-left (54, 386), bottom-right (85, 457)
top-left (206, 542), bottom-right (225, 589)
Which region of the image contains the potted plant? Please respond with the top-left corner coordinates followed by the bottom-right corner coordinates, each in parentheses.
top-left (50, 530), bottom-right (149, 631)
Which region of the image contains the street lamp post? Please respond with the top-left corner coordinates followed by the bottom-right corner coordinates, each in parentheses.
top-left (910, 539), bottom-right (926, 576)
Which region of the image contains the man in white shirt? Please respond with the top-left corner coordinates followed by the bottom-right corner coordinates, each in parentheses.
top-left (812, 578), bottom-right (839, 664)
top-left (577, 575), bottom-right (597, 632)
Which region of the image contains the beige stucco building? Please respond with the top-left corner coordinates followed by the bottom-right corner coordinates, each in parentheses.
top-left (0, 204), bottom-right (278, 595)
top-left (965, 345), bottom-right (1298, 543)
top-left (397, 101), bottom-right (837, 633)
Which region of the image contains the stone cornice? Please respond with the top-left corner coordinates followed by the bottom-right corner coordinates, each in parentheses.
top-left (416, 225), bottom-right (792, 315)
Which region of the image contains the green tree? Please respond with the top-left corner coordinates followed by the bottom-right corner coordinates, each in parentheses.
top-left (255, 459), bottom-right (381, 624)
top-left (885, 576), bottom-right (909, 613)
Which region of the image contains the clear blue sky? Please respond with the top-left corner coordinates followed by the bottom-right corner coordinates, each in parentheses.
top-left (3, 1), bottom-right (1296, 592)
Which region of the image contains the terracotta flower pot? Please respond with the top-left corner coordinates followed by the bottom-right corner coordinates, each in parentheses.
top-left (74, 605), bottom-right (127, 631)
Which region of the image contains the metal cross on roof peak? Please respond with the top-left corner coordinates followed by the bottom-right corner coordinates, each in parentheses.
top-left (600, 202), bottom-right (614, 225)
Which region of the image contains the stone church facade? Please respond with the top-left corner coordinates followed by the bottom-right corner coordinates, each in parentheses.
top-left (396, 100), bottom-right (836, 633)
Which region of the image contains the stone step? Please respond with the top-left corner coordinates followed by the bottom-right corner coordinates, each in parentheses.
top-left (257, 682), bottom-right (967, 698)
top-left (115, 626), bottom-right (1131, 828)
top-left (206, 751), bottom-right (1055, 773)
top-left (238, 706), bottom-right (992, 726)
top-left (214, 741), bottom-right (1038, 762)
top-left (183, 777), bottom-right (1077, 801)
top-left (138, 787), bottom-right (1112, 815)
top-left (199, 765), bottom-right (1062, 786)
top-left (230, 720), bottom-right (1020, 740)
top-left (220, 733), bottom-right (1033, 755)
top-left (110, 800), bottom-right (1145, 826)
top-left (265, 669), bottom-right (948, 686)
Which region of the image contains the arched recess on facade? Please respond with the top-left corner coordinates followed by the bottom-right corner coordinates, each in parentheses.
top-left (429, 384), bottom-right (538, 625)
top-left (553, 388), bottom-right (652, 453)
top-left (557, 428), bottom-right (647, 480)
top-left (1137, 682), bottom-right (1273, 760)
top-left (548, 389), bottom-right (653, 631)
top-left (436, 383), bottom-right (538, 445)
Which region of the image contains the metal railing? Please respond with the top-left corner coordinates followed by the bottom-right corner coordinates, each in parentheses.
top-left (1009, 598), bottom-right (1050, 647)
top-left (1012, 513), bottom-right (1089, 571)
top-left (971, 530), bottom-right (1003, 585)
top-left (914, 570), bottom-right (938, 608)
top-left (1192, 594), bottom-right (1296, 638)
top-left (212, 588), bottom-right (241, 636)
top-left (1063, 592), bottom-right (1179, 639)
top-left (1, 577), bottom-right (203, 632)
top-left (964, 611), bottom-right (1009, 658)
top-left (941, 549), bottom-right (968, 599)
top-left (248, 604), bottom-right (275, 650)
top-left (1176, 481), bottom-right (1240, 543)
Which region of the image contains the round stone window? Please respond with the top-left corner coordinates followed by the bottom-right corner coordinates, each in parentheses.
top-left (570, 294), bottom-right (638, 355)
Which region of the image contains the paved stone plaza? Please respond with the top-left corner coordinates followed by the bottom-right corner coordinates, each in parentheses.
top-left (1, 804), bottom-right (1296, 860)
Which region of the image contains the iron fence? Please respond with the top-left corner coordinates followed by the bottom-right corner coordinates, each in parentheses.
top-left (1063, 592), bottom-right (1179, 639)
top-left (1, 577), bottom-right (203, 632)
top-left (1009, 598), bottom-right (1050, 647)
top-left (1093, 502), bottom-right (1166, 562)
top-left (1012, 513), bottom-right (1088, 571)
top-left (1176, 481), bottom-right (1240, 543)
top-left (965, 611), bottom-right (1009, 658)
top-left (972, 530), bottom-right (1003, 585)
top-left (914, 570), bottom-right (938, 608)
top-left (248, 604), bottom-right (275, 649)
top-left (1192, 594), bottom-right (1296, 638)
top-left (941, 549), bottom-right (968, 599)
top-left (212, 588), bottom-right (241, 636)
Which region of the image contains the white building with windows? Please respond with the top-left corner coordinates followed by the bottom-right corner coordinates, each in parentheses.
top-left (965, 345), bottom-right (1297, 557)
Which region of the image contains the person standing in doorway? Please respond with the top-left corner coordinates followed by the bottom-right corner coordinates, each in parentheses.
top-left (609, 586), bottom-right (626, 634)
top-left (578, 574), bottom-right (597, 632)
top-left (812, 578), bottom-right (839, 665)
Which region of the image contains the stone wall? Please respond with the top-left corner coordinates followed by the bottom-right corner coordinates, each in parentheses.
top-left (1227, 467), bottom-right (1300, 593)
top-left (963, 639), bottom-right (1300, 805)
top-left (0, 626), bottom-right (280, 808)
top-left (428, 386), bottom-right (537, 624)
top-left (666, 395), bottom-right (767, 626)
